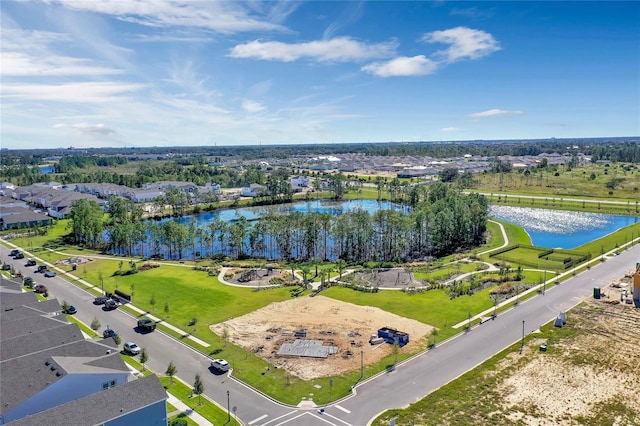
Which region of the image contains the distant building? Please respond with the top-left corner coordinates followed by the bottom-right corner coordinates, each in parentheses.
top-left (241, 183), bottom-right (267, 198)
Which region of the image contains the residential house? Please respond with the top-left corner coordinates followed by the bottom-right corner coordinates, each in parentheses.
top-left (289, 176), bottom-right (310, 192)
top-left (241, 183), bottom-right (268, 198)
top-left (0, 210), bottom-right (53, 230)
top-left (0, 284), bottom-right (167, 425)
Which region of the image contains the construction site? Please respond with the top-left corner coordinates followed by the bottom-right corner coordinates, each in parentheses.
top-left (209, 295), bottom-right (434, 380)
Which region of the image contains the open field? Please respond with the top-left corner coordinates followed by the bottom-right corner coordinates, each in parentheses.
top-left (373, 279), bottom-right (640, 426)
top-left (472, 163), bottom-right (640, 201)
top-left (210, 296), bottom-right (433, 380)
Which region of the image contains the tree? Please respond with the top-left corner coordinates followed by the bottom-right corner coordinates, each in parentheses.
top-left (140, 348), bottom-right (149, 371)
top-left (439, 167), bottom-right (459, 182)
top-left (113, 334), bottom-right (122, 346)
top-left (150, 293), bottom-right (156, 312)
top-left (61, 300), bottom-right (70, 313)
top-left (164, 299), bottom-right (170, 317)
top-left (193, 374), bottom-right (205, 406)
top-left (165, 361), bottom-right (177, 384)
top-left (68, 199), bottom-right (105, 247)
top-left (90, 317), bottom-right (101, 332)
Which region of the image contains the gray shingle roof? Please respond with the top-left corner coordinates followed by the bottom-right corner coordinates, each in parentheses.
top-left (7, 375), bottom-right (167, 426)
top-left (0, 340), bottom-right (122, 416)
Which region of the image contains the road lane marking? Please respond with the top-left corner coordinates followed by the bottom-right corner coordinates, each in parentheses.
top-left (260, 410), bottom-right (297, 425)
top-left (334, 405), bottom-right (351, 413)
top-left (249, 414), bottom-right (268, 425)
top-left (323, 411), bottom-right (354, 426)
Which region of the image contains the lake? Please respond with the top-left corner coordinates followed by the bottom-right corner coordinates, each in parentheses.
top-left (489, 205), bottom-right (639, 249)
top-left (171, 199), bottom-right (405, 226)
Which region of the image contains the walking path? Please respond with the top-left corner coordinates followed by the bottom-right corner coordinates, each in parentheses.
top-left (166, 393), bottom-right (214, 426)
top-left (451, 236), bottom-right (640, 329)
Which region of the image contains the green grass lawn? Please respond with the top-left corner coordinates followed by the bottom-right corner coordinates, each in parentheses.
top-left (159, 377), bottom-right (241, 425)
top-left (323, 286), bottom-right (495, 338)
top-left (472, 163), bottom-right (640, 201)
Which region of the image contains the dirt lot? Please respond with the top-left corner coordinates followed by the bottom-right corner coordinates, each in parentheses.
top-left (210, 295), bottom-right (433, 380)
top-left (373, 276), bottom-right (640, 426)
top-left (496, 291), bottom-right (640, 425)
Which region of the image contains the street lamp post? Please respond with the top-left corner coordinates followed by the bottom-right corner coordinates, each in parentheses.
top-left (360, 350), bottom-right (364, 380)
top-left (226, 390), bottom-right (230, 422)
top-left (520, 320), bottom-right (525, 354)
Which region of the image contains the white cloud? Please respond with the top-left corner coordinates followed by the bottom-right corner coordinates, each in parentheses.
top-left (441, 127), bottom-right (462, 132)
top-left (53, 123), bottom-right (117, 136)
top-left (361, 55), bottom-right (438, 77)
top-left (469, 109), bottom-right (523, 118)
top-left (229, 37), bottom-right (397, 62)
top-left (2, 82), bottom-right (145, 103)
top-left (242, 100), bottom-right (266, 113)
top-left (1, 51), bottom-right (122, 77)
top-left (54, 0), bottom-right (290, 34)
top-left (422, 27), bottom-right (500, 63)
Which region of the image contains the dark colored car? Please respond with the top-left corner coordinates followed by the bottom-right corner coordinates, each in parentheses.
top-left (105, 300), bottom-right (118, 310)
top-left (26, 259), bottom-right (37, 266)
top-left (103, 328), bottom-right (118, 339)
top-left (14, 253), bottom-right (24, 260)
top-left (63, 305), bottom-right (77, 314)
top-left (23, 276), bottom-right (35, 287)
top-left (36, 265), bottom-right (48, 273)
top-left (34, 284), bottom-right (47, 293)
top-left (94, 296), bottom-right (108, 305)
top-left (44, 270), bottom-right (57, 278)
top-left (9, 249), bottom-right (20, 257)
top-left (137, 318), bottom-right (156, 331)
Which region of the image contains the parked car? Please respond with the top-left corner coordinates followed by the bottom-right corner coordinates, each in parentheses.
top-left (137, 317), bottom-right (156, 331)
top-left (103, 328), bottom-right (118, 339)
top-left (105, 300), bottom-right (118, 310)
top-left (14, 253), bottom-right (24, 260)
top-left (23, 276), bottom-right (35, 287)
top-left (123, 341), bottom-right (141, 356)
top-left (44, 270), bottom-right (57, 278)
top-left (9, 249), bottom-right (20, 257)
top-left (34, 283), bottom-right (47, 293)
top-left (94, 296), bottom-right (108, 305)
top-left (210, 359), bottom-right (230, 372)
top-left (63, 305), bottom-right (77, 314)
top-left (26, 259), bottom-right (37, 266)
top-left (36, 265), bottom-right (48, 273)
top-left (1, 263), bottom-right (11, 271)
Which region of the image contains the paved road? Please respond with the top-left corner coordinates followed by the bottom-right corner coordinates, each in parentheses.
top-left (465, 191), bottom-right (638, 206)
top-left (3, 243), bottom-right (639, 426)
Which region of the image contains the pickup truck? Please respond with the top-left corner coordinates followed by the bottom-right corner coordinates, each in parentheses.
top-left (137, 318), bottom-right (156, 331)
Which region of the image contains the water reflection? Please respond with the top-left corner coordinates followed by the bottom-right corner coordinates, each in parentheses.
top-left (489, 205), bottom-right (639, 249)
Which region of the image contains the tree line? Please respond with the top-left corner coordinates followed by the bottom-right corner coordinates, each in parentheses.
top-left (68, 182), bottom-right (487, 262)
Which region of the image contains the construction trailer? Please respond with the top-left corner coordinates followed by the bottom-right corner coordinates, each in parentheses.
top-left (377, 326), bottom-right (409, 347)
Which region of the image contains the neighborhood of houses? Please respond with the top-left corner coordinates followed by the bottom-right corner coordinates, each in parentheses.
top-left (0, 151), bottom-right (588, 230)
top-left (0, 276), bottom-right (168, 425)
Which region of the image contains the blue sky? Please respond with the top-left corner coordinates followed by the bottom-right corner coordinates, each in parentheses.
top-left (1, 1), bottom-right (638, 149)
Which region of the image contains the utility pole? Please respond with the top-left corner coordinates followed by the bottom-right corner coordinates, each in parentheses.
top-left (227, 390), bottom-right (230, 422)
top-left (520, 320), bottom-right (525, 354)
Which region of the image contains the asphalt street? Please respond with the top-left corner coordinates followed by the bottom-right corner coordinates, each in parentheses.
top-left (2, 242), bottom-right (639, 426)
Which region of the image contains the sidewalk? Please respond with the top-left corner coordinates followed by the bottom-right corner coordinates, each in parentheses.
top-left (166, 393), bottom-right (214, 426)
top-left (451, 237), bottom-right (640, 329)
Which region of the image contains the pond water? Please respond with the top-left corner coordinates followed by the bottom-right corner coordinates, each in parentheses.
top-left (489, 205), bottom-right (639, 249)
top-left (170, 199), bottom-right (405, 226)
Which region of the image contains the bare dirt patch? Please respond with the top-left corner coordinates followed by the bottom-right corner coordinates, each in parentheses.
top-left (495, 282), bottom-right (640, 425)
top-left (210, 295), bottom-right (433, 380)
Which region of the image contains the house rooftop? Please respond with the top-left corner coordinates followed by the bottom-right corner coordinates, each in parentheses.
top-left (7, 374), bottom-right (167, 426)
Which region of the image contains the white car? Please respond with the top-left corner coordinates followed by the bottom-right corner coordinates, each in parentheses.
top-left (123, 341), bottom-right (141, 356)
top-left (210, 359), bottom-right (230, 372)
